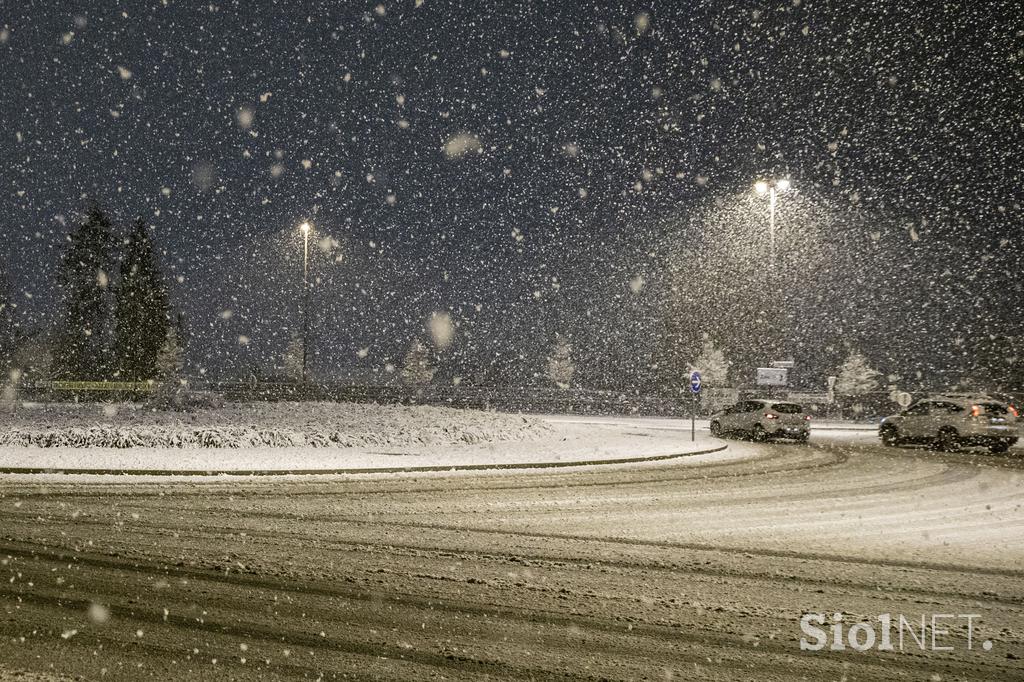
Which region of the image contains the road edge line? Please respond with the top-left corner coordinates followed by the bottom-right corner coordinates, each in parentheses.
top-left (0, 444), bottom-right (729, 477)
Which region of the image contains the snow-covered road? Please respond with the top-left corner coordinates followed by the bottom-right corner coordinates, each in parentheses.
top-left (1, 431), bottom-right (1022, 680)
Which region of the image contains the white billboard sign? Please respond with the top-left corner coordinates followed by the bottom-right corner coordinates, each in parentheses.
top-left (756, 367), bottom-right (788, 386)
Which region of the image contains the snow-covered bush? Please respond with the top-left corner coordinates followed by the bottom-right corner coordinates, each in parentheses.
top-left (0, 402), bottom-right (548, 449)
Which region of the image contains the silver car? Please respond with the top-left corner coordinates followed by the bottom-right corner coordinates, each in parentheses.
top-left (879, 395), bottom-right (1019, 453)
top-left (710, 399), bottom-right (811, 442)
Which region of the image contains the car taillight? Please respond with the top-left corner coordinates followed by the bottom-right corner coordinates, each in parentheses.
top-left (764, 413), bottom-right (778, 419)
top-left (970, 405), bottom-right (982, 417)
top-left (1009, 406), bottom-right (1019, 418)
top-left (805, 415), bottom-right (812, 421)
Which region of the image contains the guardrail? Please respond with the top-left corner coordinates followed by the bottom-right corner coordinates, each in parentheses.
top-left (9, 380), bottom-right (1022, 419)
top-left (45, 381), bottom-right (155, 392)
top-left (215, 382), bottom-right (694, 416)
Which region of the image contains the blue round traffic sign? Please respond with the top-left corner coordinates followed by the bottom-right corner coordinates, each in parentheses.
top-left (689, 371), bottom-right (702, 393)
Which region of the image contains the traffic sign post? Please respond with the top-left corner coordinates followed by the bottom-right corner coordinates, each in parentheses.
top-left (689, 371), bottom-right (702, 442)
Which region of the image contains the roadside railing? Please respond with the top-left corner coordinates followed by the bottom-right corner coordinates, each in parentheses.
top-left (8, 379), bottom-right (1021, 420)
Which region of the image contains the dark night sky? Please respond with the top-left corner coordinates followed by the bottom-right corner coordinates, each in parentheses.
top-left (1, 0), bottom-right (1022, 390)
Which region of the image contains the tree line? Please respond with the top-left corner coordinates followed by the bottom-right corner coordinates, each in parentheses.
top-left (5, 206), bottom-right (1010, 398)
top-left (1, 205), bottom-right (181, 386)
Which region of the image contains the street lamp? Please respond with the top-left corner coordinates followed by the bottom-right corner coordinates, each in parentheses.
top-left (298, 221), bottom-right (312, 382)
top-left (754, 177), bottom-right (791, 266)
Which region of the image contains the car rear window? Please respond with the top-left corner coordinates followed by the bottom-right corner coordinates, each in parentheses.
top-left (980, 403), bottom-right (1010, 416)
top-left (771, 403), bottom-right (803, 414)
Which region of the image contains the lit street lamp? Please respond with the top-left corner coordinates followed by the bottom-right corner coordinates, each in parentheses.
top-left (753, 178), bottom-right (793, 367)
top-left (299, 221), bottom-right (312, 382)
top-left (754, 177), bottom-right (791, 266)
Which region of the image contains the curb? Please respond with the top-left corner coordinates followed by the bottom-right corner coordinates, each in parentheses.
top-left (0, 444), bottom-right (728, 477)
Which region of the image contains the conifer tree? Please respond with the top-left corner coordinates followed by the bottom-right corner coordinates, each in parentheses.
top-left (402, 337), bottom-right (435, 385)
top-left (546, 333), bottom-right (575, 389)
top-left (115, 218), bottom-right (170, 381)
top-left (282, 331), bottom-right (304, 381)
top-left (690, 337), bottom-right (730, 386)
top-left (835, 351), bottom-right (881, 395)
top-left (151, 325), bottom-right (188, 408)
top-left (0, 265), bottom-right (12, 374)
top-left (54, 206), bottom-right (118, 380)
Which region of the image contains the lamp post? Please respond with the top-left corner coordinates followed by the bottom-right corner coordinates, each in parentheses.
top-left (754, 177), bottom-right (791, 267)
top-left (299, 221), bottom-right (311, 383)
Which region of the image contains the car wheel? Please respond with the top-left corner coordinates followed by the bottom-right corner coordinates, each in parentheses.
top-left (710, 420), bottom-right (723, 437)
top-left (935, 427), bottom-right (960, 452)
top-left (880, 425), bottom-right (901, 447)
top-left (989, 441), bottom-right (1010, 454)
top-left (794, 432), bottom-right (809, 444)
top-left (751, 424), bottom-right (768, 442)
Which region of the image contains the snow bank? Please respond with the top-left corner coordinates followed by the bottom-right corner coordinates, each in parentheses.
top-left (0, 402), bottom-right (548, 449)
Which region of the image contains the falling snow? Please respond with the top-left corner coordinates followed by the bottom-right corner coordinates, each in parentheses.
top-left (0, 3), bottom-right (1022, 677)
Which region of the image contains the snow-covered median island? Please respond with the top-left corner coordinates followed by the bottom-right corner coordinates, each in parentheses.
top-left (0, 402), bottom-right (549, 449)
top-left (0, 405), bottom-right (732, 476)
